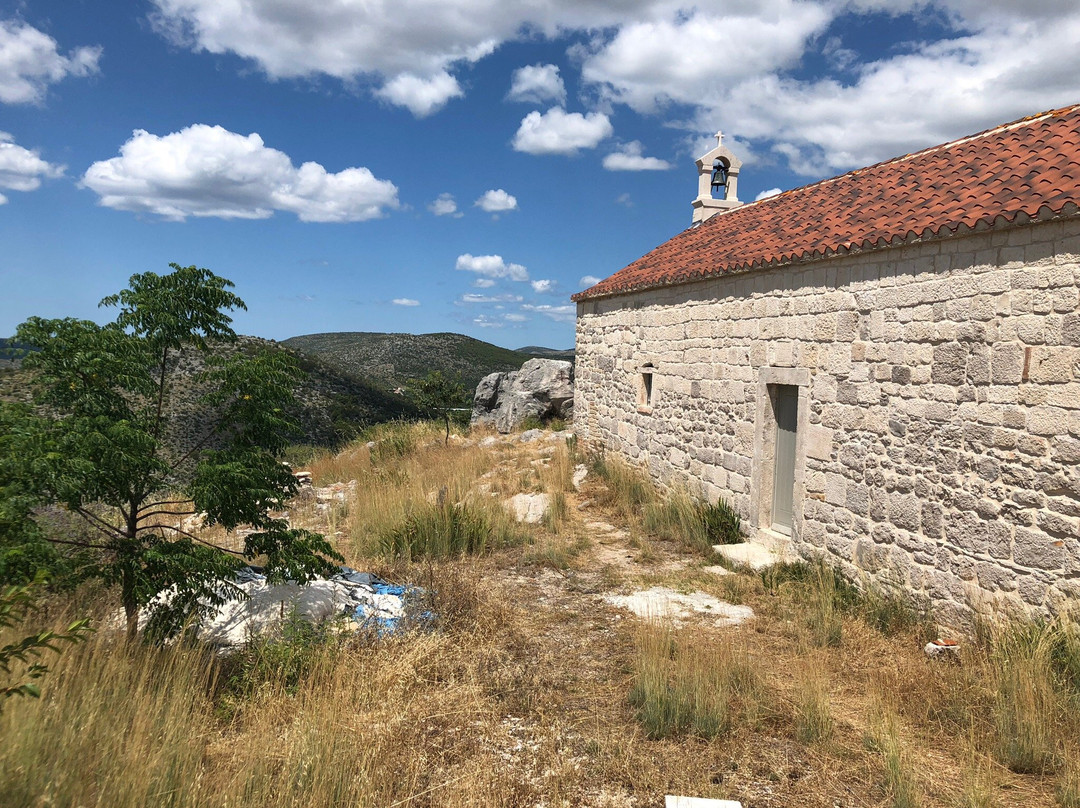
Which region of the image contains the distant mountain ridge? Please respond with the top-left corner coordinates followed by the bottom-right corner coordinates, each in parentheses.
top-left (282, 331), bottom-right (572, 392)
top-left (515, 345), bottom-right (575, 361)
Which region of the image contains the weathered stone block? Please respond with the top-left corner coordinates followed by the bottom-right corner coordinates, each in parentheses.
top-left (1013, 528), bottom-right (1065, 570)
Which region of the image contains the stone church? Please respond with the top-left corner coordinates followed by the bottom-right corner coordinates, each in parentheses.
top-left (572, 104), bottom-right (1080, 626)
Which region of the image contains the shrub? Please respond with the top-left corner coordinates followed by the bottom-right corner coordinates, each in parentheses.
top-left (223, 607), bottom-right (339, 701)
top-left (701, 497), bottom-right (742, 545)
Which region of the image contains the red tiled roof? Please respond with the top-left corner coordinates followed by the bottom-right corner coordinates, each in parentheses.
top-left (572, 104), bottom-right (1080, 302)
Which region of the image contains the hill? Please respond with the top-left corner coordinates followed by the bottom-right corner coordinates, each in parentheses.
top-left (282, 332), bottom-right (550, 392)
top-left (516, 345), bottom-right (575, 361)
top-left (0, 335), bottom-right (418, 447)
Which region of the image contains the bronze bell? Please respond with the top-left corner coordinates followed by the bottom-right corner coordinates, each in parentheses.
top-left (710, 160), bottom-right (728, 193)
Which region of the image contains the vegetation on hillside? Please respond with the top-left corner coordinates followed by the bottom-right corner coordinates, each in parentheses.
top-left (0, 334), bottom-right (417, 450)
top-left (283, 331), bottom-right (572, 392)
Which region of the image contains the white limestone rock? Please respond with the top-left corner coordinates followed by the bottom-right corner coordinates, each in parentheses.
top-left (506, 492), bottom-right (551, 524)
top-left (604, 587), bottom-right (754, 626)
top-left (471, 359), bottom-right (574, 433)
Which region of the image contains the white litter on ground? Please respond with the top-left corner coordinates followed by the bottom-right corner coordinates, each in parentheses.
top-left (603, 587), bottom-right (754, 626)
top-left (129, 568), bottom-right (422, 650)
top-left (666, 797), bottom-right (743, 808)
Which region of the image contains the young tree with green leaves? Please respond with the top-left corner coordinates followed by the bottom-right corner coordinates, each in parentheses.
top-left (408, 370), bottom-right (468, 445)
top-left (0, 573), bottom-right (91, 705)
top-left (0, 264), bottom-right (341, 640)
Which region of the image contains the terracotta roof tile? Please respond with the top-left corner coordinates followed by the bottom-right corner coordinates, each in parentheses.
top-left (573, 104), bottom-right (1080, 302)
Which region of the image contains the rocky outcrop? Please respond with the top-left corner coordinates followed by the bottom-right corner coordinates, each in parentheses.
top-left (472, 358), bottom-right (574, 433)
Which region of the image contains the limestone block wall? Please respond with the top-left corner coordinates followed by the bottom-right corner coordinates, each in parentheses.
top-left (574, 217), bottom-right (1080, 627)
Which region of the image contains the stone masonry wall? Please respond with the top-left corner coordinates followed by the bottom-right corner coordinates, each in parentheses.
top-left (574, 217), bottom-right (1080, 627)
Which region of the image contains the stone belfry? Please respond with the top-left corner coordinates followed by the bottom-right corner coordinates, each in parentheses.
top-left (691, 130), bottom-right (742, 224)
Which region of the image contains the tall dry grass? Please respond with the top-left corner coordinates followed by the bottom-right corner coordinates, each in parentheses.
top-left (592, 453), bottom-right (740, 553)
top-left (304, 422), bottom-right (526, 563)
top-left (629, 620), bottom-right (767, 740)
top-left (0, 563), bottom-right (523, 808)
top-left (793, 657), bottom-right (834, 744)
top-left (988, 619), bottom-right (1077, 774)
top-left (866, 707), bottom-right (922, 808)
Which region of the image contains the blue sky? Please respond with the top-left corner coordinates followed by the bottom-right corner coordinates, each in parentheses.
top-left (2, 0), bottom-right (1077, 350)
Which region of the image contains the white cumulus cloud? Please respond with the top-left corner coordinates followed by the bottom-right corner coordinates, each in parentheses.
top-left (580, 1), bottom-right (830, 114)
top-left (0, 132), bottom-right (64, 204)
top-left (461, 293), bottom-right (523, 304)
top-left (579, 275), bottom-right (601, 288)
top-left (522, 303), bottom-right (575, 323)
top-left (602, 141), bottom-right (672, 171)
top-left (392, 298), bottom-right (420, 306)
top-left (375, 71), bottom-right (463, 117)
top-left (474, 188), bottom-right (518, 212)
top-left (455, 253), bottom-right (529, 281)
top-left (710, 9), bottom-right (1080, 174)
top-left (530, 279), bottom-right (556, 293)
top-left (507, 63), bottom-right (565, 104)
top-left (755, 187), bottom-right (782, 201)
top-left (503, 313), bottom-right (527, 322)
top-left (0, 20), bottom-right (101, 105)
top-left (148, 0), bottom-right (671, 92)
top-left (429, 192), bottom-right (461, 216)
top-left (81, 124), bottom-right (400, 222)
top-left (512, 108), bottom-right (613, 156)
top-left (146, 0), bottom-right (1080, 171)
top-left (576, 0), bottom-right (1080, 175)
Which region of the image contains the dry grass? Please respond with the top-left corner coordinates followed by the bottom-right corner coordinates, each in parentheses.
top-left (3, 424), bottom-right (1079, 808)
top-left (629, 620), bottom-right (767, 740)
top-left (793, 657), bottom-right (834, 744)
top-left (866, 706), bottom-right (923, 808)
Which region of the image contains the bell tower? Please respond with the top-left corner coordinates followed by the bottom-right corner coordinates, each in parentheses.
top-left (691, 130), bottom-right (742, 224)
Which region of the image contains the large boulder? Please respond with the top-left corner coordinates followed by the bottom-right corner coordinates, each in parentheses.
top-left (472, 358), bottom-right (574, 433)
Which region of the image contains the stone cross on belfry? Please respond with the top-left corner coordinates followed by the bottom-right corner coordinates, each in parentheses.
top-left (715, 130), bottom-right (723, 147)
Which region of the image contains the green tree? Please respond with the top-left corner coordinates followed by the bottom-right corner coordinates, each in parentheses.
top-left (408, 370), bottom-right (468, 445)
top-left (0, 264), bottom-right (341, 640)
top-left (0, 573), bottom-right (91, 705)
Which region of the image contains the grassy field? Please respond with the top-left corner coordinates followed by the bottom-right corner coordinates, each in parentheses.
top-left (2, 422), bottom-right (1078, 807)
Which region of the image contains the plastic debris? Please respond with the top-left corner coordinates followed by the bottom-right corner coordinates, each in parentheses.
top-left (134, 565), bottom-right (432, 649)
top-left (924, 638), bottom-right (961, 659)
